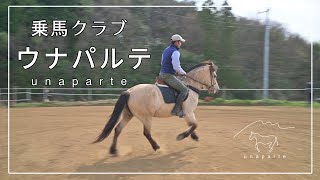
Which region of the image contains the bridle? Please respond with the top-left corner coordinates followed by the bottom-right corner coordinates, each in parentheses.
top-left (182, 64), bottom-right (216, 89)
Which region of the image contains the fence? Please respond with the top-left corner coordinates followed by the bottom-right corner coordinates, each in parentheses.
top-left (1, 86), bottom-right (319, 105)
top-left (0, 88), bottom-right (127, 105)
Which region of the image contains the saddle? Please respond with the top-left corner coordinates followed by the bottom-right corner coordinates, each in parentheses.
top-left (155, 76), bottom-right (198, 104)
top-left (155, 76), bottom-right (168, 86)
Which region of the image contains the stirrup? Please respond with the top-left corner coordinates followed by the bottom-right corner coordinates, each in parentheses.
top-left (171, 110), bottom-right (185, 118)
top-left (177, 111), bottom-right (185, 118)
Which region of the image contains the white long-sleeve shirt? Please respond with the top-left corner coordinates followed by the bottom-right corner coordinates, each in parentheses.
top-left (171, 51), bottom-right (186, 75)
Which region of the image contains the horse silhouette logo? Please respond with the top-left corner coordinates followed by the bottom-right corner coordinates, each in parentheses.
top-left (249, 131), bottom-right (279, 153)
top-left (234, 120), bottom-right (294, 153)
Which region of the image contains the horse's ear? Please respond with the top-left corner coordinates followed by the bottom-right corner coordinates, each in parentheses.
top-left (209, 61), bottom-right (218, 72)
top-left (202, 60), bottom-right (212, 64)
top-left (209, 64), bottom-right (214, 72)
top-left (207, 60), bottom-right (217, 70)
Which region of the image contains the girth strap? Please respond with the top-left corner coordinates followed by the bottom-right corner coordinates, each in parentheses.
top-left (187, 85), bottom-right (200, 95)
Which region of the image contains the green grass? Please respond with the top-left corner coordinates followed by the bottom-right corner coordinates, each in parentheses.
top-left (199, 98), bottom-right (320, 108)
top-left (3, 98), bottom-right (319, 108)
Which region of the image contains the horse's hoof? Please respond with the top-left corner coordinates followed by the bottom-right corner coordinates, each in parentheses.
top-left (109, 147), bottom-right (118, 155)
top-left (176, 133), bottom-right (185, 141)
top-left (153, 145), bottom-right (160, 151)
top-left (191, 134), bottom-right (199, 141)
top-left (192, 137), bottom-right (199, 141)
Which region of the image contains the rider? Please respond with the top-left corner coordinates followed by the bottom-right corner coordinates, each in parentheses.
top-left (159, 34), bottom-right (189, 117)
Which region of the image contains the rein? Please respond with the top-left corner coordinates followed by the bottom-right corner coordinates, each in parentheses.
top-left (182, 65), bottom-right (215, 89)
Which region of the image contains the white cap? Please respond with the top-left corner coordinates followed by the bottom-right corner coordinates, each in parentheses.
top-left (171, 34), bottom-right (186, 42)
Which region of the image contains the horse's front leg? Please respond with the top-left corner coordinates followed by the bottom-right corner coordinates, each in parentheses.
top-left (269, 139), bottom-right (279, 152)
top-left (176, 112), bottom-right (198, 141)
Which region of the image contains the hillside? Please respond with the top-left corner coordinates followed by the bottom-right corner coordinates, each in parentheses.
top-left (0, 0), bottom-right (319, 100)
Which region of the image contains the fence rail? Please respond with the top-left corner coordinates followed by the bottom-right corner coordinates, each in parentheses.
top-left (0, 87), bottom-right (319, 104)
top-left (0, 88), bottom-right (127, 103)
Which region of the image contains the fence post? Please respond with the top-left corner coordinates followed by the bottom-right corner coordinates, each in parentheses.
top-left (0, 88), bottom-right (2, 105)
top-left (88, 89), bottom-right (92, 101)
top-left (43, 87), bottom-right (49, 102)
top-left (27, 89), bottom-right (31, 102)
top-left (12, 87), bottom-right (17, 106)
top-left (306, 82), bottom-right (311, 104)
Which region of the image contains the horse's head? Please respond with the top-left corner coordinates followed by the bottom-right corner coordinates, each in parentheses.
top-left (186, 60), bottom-right (220, 94)
top-left (249, 131), bottom-right (255, 140)
top-left (207, 61), bottom-right (220, 94)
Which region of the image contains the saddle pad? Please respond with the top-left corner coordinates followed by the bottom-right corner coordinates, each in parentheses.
top-left (156, 84), bottom-right (177, 104)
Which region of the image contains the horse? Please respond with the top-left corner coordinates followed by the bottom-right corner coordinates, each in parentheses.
top-left (249, 131), bottom-right (279, 153)
top-left (92, 60), bottom-right (220, 155)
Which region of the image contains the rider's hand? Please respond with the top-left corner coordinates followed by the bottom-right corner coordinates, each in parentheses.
top-left (178, 73), bottom-right (187, 79)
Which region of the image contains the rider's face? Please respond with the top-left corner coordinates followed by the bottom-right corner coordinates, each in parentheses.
top-left (175, 41), bottom-right (182, 48)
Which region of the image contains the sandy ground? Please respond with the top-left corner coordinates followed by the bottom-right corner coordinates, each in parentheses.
top-left (0, 105), bottom-right (319, 180)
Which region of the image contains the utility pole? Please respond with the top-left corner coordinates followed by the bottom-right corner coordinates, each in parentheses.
top-left (259, 8), bottom-right (270, 99)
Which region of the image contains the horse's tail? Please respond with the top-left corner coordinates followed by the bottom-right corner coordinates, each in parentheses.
top-left (92, 91), bottom-right (130, 143)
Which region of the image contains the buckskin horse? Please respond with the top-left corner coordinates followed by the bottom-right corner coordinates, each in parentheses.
top-left (93, 61), bottom-right (219, 155)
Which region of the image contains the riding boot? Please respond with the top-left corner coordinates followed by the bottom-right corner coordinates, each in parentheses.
top-left (171, 93), bottom-right (186, 118)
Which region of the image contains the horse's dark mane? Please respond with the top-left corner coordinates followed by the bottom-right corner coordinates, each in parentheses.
top-left (186, 60), bottom-right (217, 73)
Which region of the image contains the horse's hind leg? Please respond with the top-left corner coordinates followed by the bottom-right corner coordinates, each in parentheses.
top-left (142, 118), bottom-right (160, 151)
top-left (110, 108), bottom-right (133, 155)
top-left (176, 112), bottom-right (198, 141)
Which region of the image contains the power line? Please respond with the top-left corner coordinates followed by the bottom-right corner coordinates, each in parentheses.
top-left (132, 9), bottom-right (265, 28)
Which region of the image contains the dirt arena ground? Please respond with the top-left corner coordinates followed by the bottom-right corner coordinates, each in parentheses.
top-left (0, 105), bottom-right (319, 180)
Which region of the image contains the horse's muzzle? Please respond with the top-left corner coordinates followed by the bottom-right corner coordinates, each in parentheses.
top-left (213, 83), bottom-right (220, 94)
